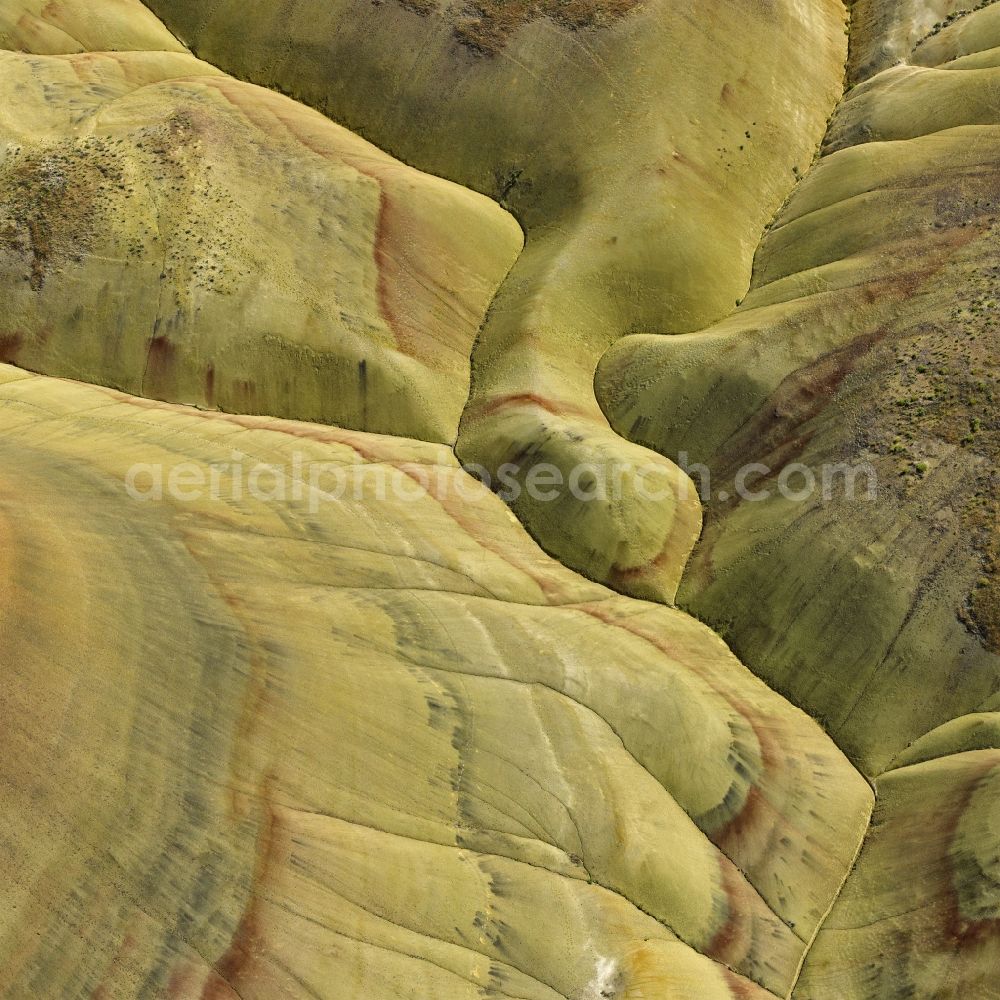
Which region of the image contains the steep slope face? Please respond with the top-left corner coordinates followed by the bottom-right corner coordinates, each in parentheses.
top-left (1, 0), bottom-right (995, 995)
top-left (143, 0), bottom-right (846, 329)
top-left (0, 365), bottom-right (872, 999)
top-left (143, 0), bottom-right (848, 601)
top-left (795, 743), bottom-right (1000, 999)
top-left (846, 0), bottom-right (976, 80)
top-left (0, 50), bottom-right (521, 443)
top-left (0, 0), bottom-right (186, 53)
top-left (598, 4), bottom-right (1000, 775)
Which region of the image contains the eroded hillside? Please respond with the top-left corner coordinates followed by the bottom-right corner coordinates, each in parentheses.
top-left (0, 1), bottom-right (997, 998)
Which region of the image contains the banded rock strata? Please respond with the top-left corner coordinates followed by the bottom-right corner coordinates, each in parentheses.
top-left (0, 0), bottom-right (997, 997)
top-left (598, 0), bottom-right (1000, 775)
top-left (0, 366), bottom-right (871, 998)
top-left (140, 0), bottom-right (849, 601)
top-left (0, 43), bottom-right (521, 443)
top-left (796, 744), bottom-right (1000, 999)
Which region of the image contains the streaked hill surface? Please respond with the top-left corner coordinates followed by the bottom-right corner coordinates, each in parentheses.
top-left (0, 0), bottom-right (997, 997)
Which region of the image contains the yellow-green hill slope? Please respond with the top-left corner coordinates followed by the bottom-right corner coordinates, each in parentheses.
top-left (0, 365), bottom-right (872, 999)
top-left (0, 45), bottom-right (521, 443)
top-left (142, 0), bottom-right (848, 601)
top-left (597, 0), bottom-right (1000, 776)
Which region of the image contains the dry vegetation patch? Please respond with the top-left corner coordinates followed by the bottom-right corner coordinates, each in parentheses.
top-left (393, 0), bottom-right (642, 54)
